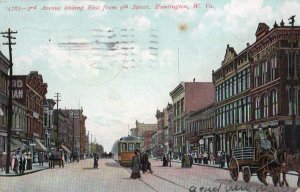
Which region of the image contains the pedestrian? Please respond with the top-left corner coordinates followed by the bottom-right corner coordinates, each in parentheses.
top-left (11, 152), bottom-right (16, 171)
top-left (26, 152), bottom-right (32, 170)
top-left (226, 153), bottom-right (231, 168)
top-left (203, 152), bottom-right (208, 164)
top-left (219, 152), bottom-right (225, 168)
top-left (14, 152), bottom-right (19, 174)
top-left (210, 153), bottom-right (215, 165)
top-left (38, 152), bottom-right (43, 166)
top-left (144, 151), bottom-right (153, 173)
top-left (49, 152), bottom-right (53, 169)
top-left (19, 152), bottom-right (26, 174)
top-left (189, 154), bottom-right (193, 168)
top-left (93, 153), bottom-right (98, 168)
top-left (181, 154), bottom-right (185, 168)
top-left (140, 153), bottom-right (147, 173)
top-left (130, 150), bottom-right (141, 179)
top-left (162, 154), bottom-right (168, 166)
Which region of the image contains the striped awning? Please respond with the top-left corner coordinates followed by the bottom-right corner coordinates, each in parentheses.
top-left (34, 138), bottom-right (47, 151)
top-left (61, 144), bottom-right (71, 154)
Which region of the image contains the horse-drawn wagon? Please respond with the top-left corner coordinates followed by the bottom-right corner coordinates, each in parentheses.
top-left (228, 125), bottom-right (286, 186)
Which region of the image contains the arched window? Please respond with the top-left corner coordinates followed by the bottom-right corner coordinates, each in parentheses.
top-left (271, 90), bottom-right (278, 116)
top-left (262, 94), bottom-right (269, 118)
top-left (262, 61), bottom-right (268, 84)
top-left (254, 96), bottom-right (260, 119)
top-left (254, 65), bottom-right (260, 87)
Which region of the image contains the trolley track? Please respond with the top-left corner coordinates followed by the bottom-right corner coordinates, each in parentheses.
top-left (115, 160), bottom-right (189, 192)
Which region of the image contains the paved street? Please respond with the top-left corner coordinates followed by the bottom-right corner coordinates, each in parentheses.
top-left (0, 158), bottom-right (299, 192)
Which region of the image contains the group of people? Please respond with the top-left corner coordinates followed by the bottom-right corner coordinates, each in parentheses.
top-left (0, 150), bottom-right (34, 174)
top-left (130, 150), bottom-right (153, 179)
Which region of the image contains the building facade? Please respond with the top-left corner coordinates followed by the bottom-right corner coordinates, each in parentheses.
top-left (249, 22), bottom-right (300, 149)
top-left (170, 82), bottom-right (215, 156)
top-left (187, 103), bottom-right (215, 155)
top-left (12, 71), bottom-right (48, 158)
top-left (212, 44), bottom-right (251, 155)
top-left (43, 99), bottom-right (56, 151)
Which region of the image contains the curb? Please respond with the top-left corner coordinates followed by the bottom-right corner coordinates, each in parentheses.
top-left (0, 167), bottom-right (49, 177)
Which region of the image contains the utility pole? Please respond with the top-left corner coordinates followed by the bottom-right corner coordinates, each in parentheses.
top-left (54, 93), bottom-right (61, 146)
top-left (1, 28), bottom-right (17, 174)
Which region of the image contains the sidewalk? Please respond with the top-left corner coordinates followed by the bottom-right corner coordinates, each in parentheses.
top-left (0, 163), bottom-right (49, 177)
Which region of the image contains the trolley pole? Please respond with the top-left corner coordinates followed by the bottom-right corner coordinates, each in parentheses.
top-left (1, 28), bottom-right (17, 174)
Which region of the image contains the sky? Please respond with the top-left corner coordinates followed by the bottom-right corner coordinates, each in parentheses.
top-left (0, 0), bottom-right (299, 152)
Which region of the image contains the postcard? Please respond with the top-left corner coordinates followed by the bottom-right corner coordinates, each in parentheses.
top-left (0, 0), bottom-right (299, 191)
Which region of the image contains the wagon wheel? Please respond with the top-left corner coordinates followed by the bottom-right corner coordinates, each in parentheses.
top-left (229, 157), bottom-right (239, 181)
top-left (242, 166), bottom-right (251, 183)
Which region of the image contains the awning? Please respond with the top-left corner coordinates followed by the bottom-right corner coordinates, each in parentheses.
top-left (11, 138), bottom-right (25, 151)
top-left (34, 138), bottom-right (47, 151)
top-left (61, 144), bottom-right (71, 154)
top-left (187, 136), bottom-right (200, 144)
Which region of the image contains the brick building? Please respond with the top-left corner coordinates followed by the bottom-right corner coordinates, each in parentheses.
top-left (170, 81), bottom-right (215, 156)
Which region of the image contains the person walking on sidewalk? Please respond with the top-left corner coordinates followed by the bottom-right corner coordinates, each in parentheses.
top-left (38, 152), bottom-right (43, 166)
top-left (145, 151), bottom-right (153, 173)
top-left (93, 153), bottom-right (98, 168)
top-left (26, 152), bottom-right (32, 170)
top-left (130, 150), bottom-right (141, 179)
top-left (210, 153), bottom-right (215, 165)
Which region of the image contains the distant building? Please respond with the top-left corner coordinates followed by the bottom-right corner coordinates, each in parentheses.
top-left (43, 99), bottom-right (56, 151)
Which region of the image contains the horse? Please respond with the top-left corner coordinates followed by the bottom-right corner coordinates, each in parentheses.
top-left (280, 151), bottom-right (300, 187)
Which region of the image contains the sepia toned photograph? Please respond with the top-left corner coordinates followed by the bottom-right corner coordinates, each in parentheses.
top-left (0, 0), bottom-right (300, 191)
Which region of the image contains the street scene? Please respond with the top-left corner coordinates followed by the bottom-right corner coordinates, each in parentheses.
top-left (1, 0), bottom-right (300, 191)
top-left (1, 158), bottom-right (299, 192)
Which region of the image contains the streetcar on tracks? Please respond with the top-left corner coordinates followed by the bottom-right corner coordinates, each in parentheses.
top-left (116, 135), bottom-right (142, 167)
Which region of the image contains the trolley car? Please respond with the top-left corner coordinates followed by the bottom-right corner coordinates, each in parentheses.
top-left (117, 135), bottom-right (142, 166)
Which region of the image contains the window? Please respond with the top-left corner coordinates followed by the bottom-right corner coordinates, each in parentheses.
top-left (254, 65), bottom-right (260, 87)
top-left (247, 68), bottom-right (251, 89)
top-left (288, 87), bottom-right (298, 115)
top-left (247, 97), bottom-right (251, 122)
top-left (233, 76), bottom-right (237, 95)
top-left (262, 94), bottom-right (269, 118)
top-left (135, 143), bottom-right (140, 150)
top-left (288, 52), bottom-right (295, 77)
top-left (270, 55), bottom-right (277, 81)
top-left (44, 113), bottom-right (48, 127)
top-left (262, 61), bottom-right (268, 84)
top-left (242, 70), bottom-right (247, 91)
top-left (238, 100), bottom-right (242, 123)
top-left (238, 73), bottom-right (242, 93)
top-left (128, 143), bottom-right (134, 151)
top-left (271, 90), bottom-right (278, 116)
top-left (122, 143), bottom-right (127, 152)
top-left (254, 97), bottom-right (260, 119)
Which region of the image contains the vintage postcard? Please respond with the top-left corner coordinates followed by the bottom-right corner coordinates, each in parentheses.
top-left (0, 0), bottom-right (300, 191)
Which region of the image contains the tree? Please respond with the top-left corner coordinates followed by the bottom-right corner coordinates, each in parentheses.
top-left (91, 142), bottom-right (104, 154)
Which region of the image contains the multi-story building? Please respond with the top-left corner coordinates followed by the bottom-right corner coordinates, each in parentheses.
top-left (187, 103), bottom-right (215, 154)
top-left (212, 44), bottom-right (251, 155)
top-left (170, 82), bottom-right (214, 156)
top-left (61, 108), bottom-right (86, 157)
top-left (135, 120), bottom-right (156, 151)
top-left (43, 99), bottom-right (56, 151)
top-left (12, 71), bottom-right (48, 158)
top-left (155, 109), bottom-right (164, 157)
top-left (249, 21), bottom-right (300, 149)
top-left (166, 103), bottom-right (173, 152)
top-left (0, 51), bottom-right (9, 154)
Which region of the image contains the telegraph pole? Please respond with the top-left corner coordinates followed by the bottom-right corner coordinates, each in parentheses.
top-left (54, 93), bottom-right (61, 146)
top-left (1, 28), bottom-right (17, 174)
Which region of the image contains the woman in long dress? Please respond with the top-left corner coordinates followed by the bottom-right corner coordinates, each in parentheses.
top-left (130, 150), bottom-right (141, 179)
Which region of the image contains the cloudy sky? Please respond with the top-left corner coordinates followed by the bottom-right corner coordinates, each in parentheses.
top-left (0, 0), bottom-right (299, 151)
